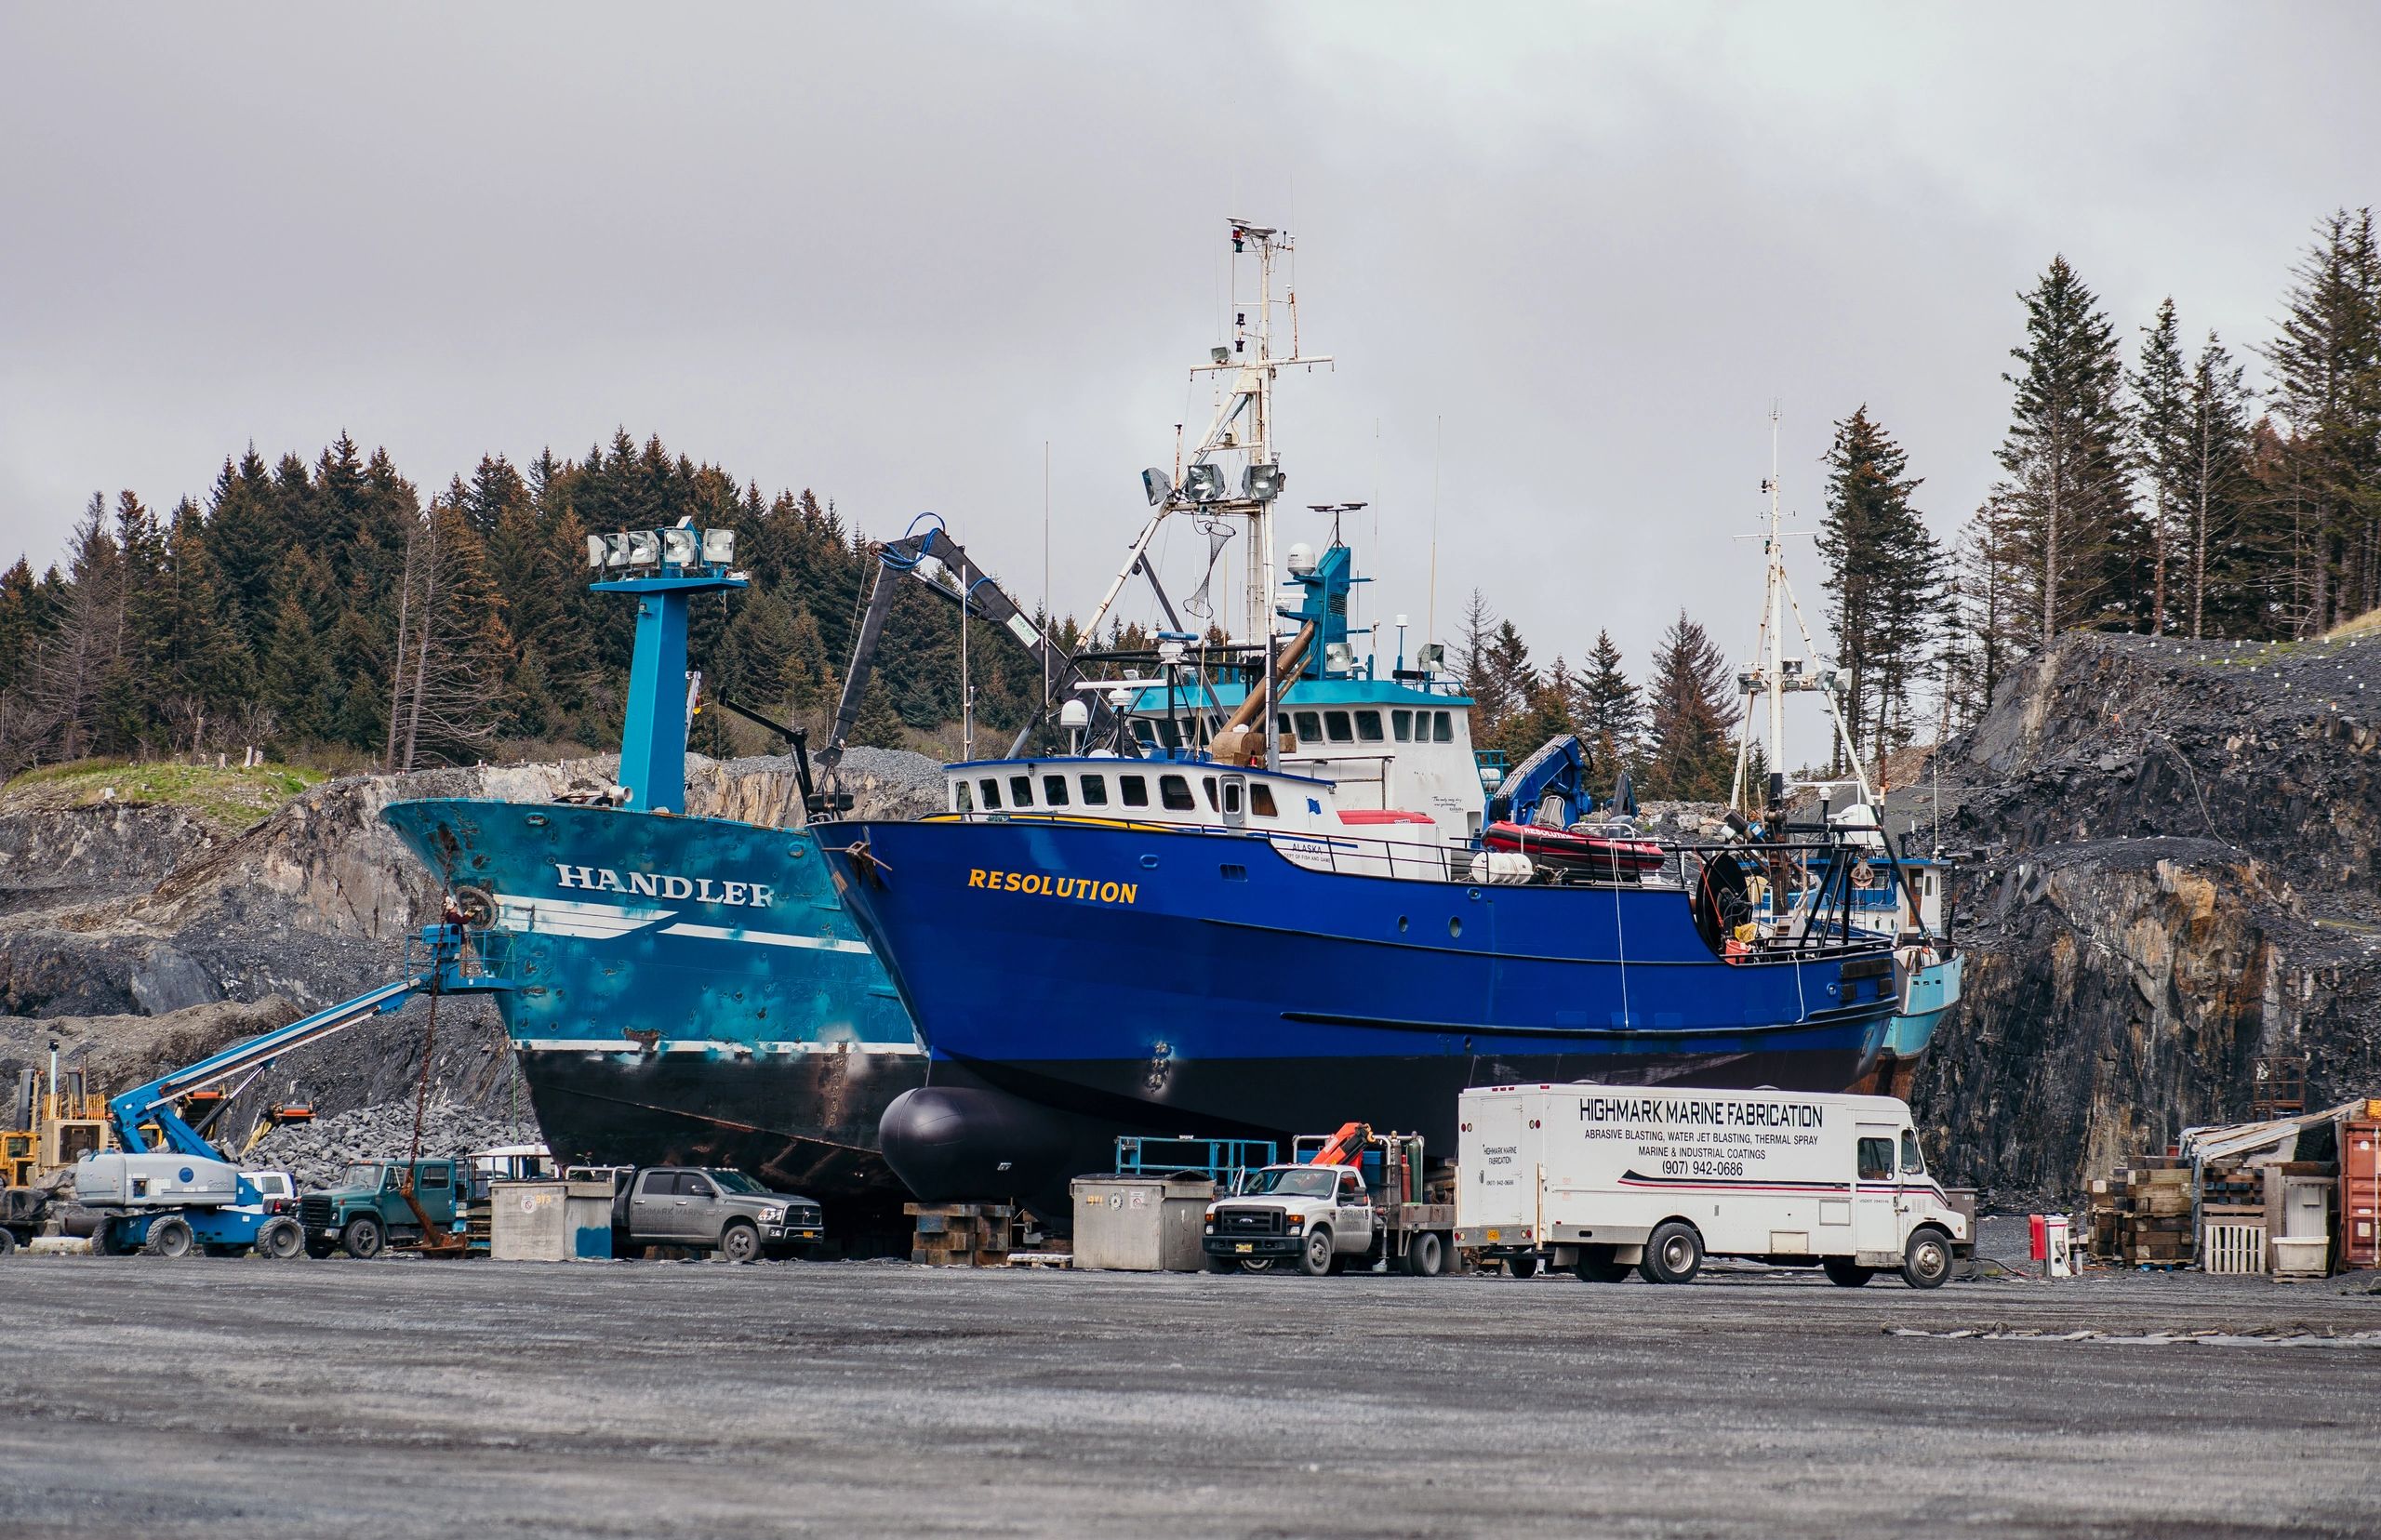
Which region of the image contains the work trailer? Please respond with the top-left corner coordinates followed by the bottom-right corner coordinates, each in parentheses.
top-left (1455, 1084), bottom-right (1969, 1287)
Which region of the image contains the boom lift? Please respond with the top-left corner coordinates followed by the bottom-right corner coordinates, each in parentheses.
top-left (72, 923), bottom-right (508, 1259)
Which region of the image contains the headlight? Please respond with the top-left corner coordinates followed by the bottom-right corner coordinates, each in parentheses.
top-left (1204, 1207), bottom-right (1217, 1222)
top-left (760, 1206), bottom-right (784, 1223)
top-left (1285, 1215), bottom-right (1304, 1229)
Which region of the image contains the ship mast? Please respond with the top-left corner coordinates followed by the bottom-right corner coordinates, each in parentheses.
top-left (1187, 221), bottom-right (1332, 650)
top-left (1730, 411), bottom-right (1874, 812)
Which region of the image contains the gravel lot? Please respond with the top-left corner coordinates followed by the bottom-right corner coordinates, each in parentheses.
top-left (4, 1246), bottom-right (2377, 1539)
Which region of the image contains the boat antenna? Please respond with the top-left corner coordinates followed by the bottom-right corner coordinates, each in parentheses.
top-left (1426, 414), bottom-right (1443, 652)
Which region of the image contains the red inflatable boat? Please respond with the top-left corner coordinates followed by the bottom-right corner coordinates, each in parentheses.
top-left (1481, 819), bottom-right (1667, 876)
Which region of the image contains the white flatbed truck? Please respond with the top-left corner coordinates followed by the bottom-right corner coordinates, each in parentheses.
top-left (1455, 1084), bottom-right (1970, 1287)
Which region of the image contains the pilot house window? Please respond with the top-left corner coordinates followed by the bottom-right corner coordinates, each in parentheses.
top-left (1432, 711), bottom-right (1454, 743)
top-left (1079, 775), bottom-right (1109, 807)
top-left (1294, 710), bottom-right (1324, 742)
top-left (1009, 776), bottom-right (1034, 807)
top-left (1159, 775), bottom-right (1196, 811)
top-left (1391, 709), bottom-right (1412, 741)
top-left (1355, 710), bottom-right (1384, 742)
top-left (1250, 784), bottom-right (1278, 817)
top-left (978, 779), bottom-right (1002, 810)
top-left (1119, 776), bottom-right (1150, 807)
top-left (1043, 775), bottom-right (1070, 807)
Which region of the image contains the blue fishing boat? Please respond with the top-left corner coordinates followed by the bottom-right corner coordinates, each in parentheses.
top-left (812, 221), bottom-right (1909, 1208)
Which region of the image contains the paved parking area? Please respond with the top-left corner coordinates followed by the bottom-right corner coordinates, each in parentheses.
top-left (2, 1253), bottom-right (2377, 1538)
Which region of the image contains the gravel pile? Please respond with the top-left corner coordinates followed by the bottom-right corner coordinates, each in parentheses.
top-left (251, 1093), bottom-right (538, 1189)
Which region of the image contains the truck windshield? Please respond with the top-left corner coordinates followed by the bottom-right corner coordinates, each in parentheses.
top-left (705, 1171), bottom-right (768, 1195)
top-left (341, 1163), bottom-right (386, 1189)
top-left (1239, 1168), bottom-right (1337, 1200)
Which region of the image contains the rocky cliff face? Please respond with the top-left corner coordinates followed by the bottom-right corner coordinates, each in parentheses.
top-left (1907, 633), bottom-right (2381, 1203)
top-left (0, 748), bottom-right (944, 1141)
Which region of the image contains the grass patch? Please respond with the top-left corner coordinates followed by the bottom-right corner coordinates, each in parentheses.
top-left (0, 759), bottom-right (326, 833)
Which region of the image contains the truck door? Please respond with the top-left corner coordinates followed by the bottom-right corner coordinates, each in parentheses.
top-left (632, 1170), bottom-right (678, 1239)
top-left (1335, 1170), bottom-right (1373, 1255)
top-left (679, 1172), bottom-right (721, 1241)
top-left (418, 1162), bottom-right (454, 1224)
top-left (1853, 1125), bottom-right (1899, 1259)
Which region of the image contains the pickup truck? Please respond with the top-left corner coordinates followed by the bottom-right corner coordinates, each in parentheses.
top-left (299, 1158), bottom-right (462, 1258)
top-left (605, 1167), bottom-right (824, 1262)
top-left (1201, 1127), bottom-right (1456, 1278)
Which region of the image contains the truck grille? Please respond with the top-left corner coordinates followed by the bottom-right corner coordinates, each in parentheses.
top-left (299, 1195), bottom-right (335, 1229)
top-left (1215, 1207), bottom-right (1283, 1236)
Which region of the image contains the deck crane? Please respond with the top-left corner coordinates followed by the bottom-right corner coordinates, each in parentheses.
top-left (70, 923), bottom-right (509, 1258)
top-left (819, 514), bottom-right (1140, 779)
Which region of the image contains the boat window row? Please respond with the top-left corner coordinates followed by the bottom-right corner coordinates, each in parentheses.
top-left (1126, 706), bottom-right (1456, 752)
top-left (1281, 708), bottom-right (1455, 746)
top-left (953, 771), bottom-right (1280, 819)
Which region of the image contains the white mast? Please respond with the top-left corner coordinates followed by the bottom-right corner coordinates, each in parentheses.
top-left (1730, 410), bottom-right (1874, 812)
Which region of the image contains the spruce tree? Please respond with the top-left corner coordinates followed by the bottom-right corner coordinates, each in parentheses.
top-left (1818, 406), bottom-right (1940, 771)
top-left (1996, 257), bottom-right (2136, 644)
top-left (1645, 611), bottom-right (1739, 801)
top-left (2262, 208), bottom-right (2381, 631)
top-left (2131, 299), bottom-right (2192, 636)
top-left (1574, 629), bottom-right (1643, 772)
top-left (2184, 334), bottom-right (2260, 638)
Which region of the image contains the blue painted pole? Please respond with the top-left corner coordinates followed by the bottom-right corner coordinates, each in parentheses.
top-left (593, 571), bottom-right (747, 816)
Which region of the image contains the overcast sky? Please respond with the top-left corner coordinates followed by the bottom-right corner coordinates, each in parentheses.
top-left (4, 4), bottom-right (2374, 766)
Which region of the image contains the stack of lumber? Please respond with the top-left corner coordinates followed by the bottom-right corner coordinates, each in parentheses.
top-left (2084, 1158), bottom-right (2193, 1265)
top-left (906, 1201), bottom-right (1016, 1267)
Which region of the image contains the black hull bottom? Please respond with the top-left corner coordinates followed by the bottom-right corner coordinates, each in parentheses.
top-left (515, 1049), bottom-right (929, 1251)
top-left (886, 1045), bottom-right (1872, 1226)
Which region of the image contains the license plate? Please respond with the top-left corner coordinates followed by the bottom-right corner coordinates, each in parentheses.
top-left (1234, 1242), bottom-right (1253, 1254)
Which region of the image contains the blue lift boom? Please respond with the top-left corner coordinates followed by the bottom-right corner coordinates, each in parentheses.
top-left (75, 923), bottom-right (509, 1258)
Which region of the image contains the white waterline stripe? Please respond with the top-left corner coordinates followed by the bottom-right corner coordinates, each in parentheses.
top-left (657, 922), bottom-right (873, 954)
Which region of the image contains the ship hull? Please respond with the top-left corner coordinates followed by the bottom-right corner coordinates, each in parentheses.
top-left (381, 797), bottom-right (927, 1237)
top-left (818, 816), bottom-right (1902, 1204)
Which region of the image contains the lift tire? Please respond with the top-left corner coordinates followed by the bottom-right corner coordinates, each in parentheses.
top-left (342, 1215), bottom-right (386, 1260)
top-left (90, 1222), bottom-right (123, 1257)
top-left (718, 1221), bottom-right (763, 1265)
top-left (257, 1218), bottom-right (305, 1260)
top-left (1822, 1258), bottom-right (1875, 1288)
top-left (142, 1215), bottom-right (195, 1259)
top-left (1506, 1253), bottom-right (1540, 1279)
top-left (1901, 1228), bottom-right (1952, 1291)
top-left (1636, 1221), bottom-right (1703, 1285)
top-left (1403, 1231), bottom-right (1447, 1278)
top-left (1297, 1227), bottom-right (1336, 1277)
top-left (0, 1227), bottom-right (16, 1256)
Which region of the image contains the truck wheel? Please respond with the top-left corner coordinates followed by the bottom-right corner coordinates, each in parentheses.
top-left (1901, 1228), bottom-right (1952, 1290)
top-left (257, 1218), bottom-right (305, 1260)
top-left (1506, 1253), bottom-right (1539, 1279)
top-left (1403, 1231), bottom-right (1446, 1278)
top-left (1573, 1247), bottom-right (1631, 1283)
top-left (1201, 1251), bottom-right (1235, 1274)
top-left (342, 1215), bottom-right (386, 1260)
top-left (1637, 1221), bottom-right (1703, 1285)
top-left (1297, 1227), bottom-right (1335, 1277)
top-left (1237, 1257), bottom-right (1277, 1274)
top-left (304, 1241), bottom-right (335, 1260)
top-left (141, 1215), bottom-right (195, 1259)
top-left (1822, 1258), bottom-right (1874, 1288)
top-left (719, 1221), bottom-right (762, 1264)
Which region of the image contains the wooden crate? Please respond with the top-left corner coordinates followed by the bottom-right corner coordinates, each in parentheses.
top-left (906, 1201), bottom-right (1017, 1268)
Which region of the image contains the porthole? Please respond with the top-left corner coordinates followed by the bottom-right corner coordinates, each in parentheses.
top-left (1397, 916), bottom-right (1409, 934)
top-left (1449, 917), bottom-right (1463, 938)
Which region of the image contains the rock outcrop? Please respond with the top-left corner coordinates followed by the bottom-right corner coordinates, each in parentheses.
top-left (1907, 633), bottom-right (2381, 1204)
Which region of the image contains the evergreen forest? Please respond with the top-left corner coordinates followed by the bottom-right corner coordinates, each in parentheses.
top-left (1, 207), bottom-right (2376, 803)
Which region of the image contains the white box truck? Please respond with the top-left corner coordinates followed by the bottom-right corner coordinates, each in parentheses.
top-left (1455, 1083), bottom-right (1970, 1288)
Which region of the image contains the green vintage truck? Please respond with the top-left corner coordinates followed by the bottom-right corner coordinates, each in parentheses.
top-left (298, 1158), bottom-right (463, 1258)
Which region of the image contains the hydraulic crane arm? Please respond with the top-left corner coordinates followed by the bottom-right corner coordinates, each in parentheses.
top-left (105, 925), bottom-right (502, 1164)
top-left (820, 514), bottom-right (1132, 774)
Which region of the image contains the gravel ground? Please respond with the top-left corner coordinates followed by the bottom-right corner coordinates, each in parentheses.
top-left (3, 1251), bottom-right (2376, 1538)
top-left (247, 1094), bottom-right (541, 1188)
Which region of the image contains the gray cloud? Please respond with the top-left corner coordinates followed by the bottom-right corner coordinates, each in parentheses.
top-left (3, 3), bottom-right (2373, 767)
